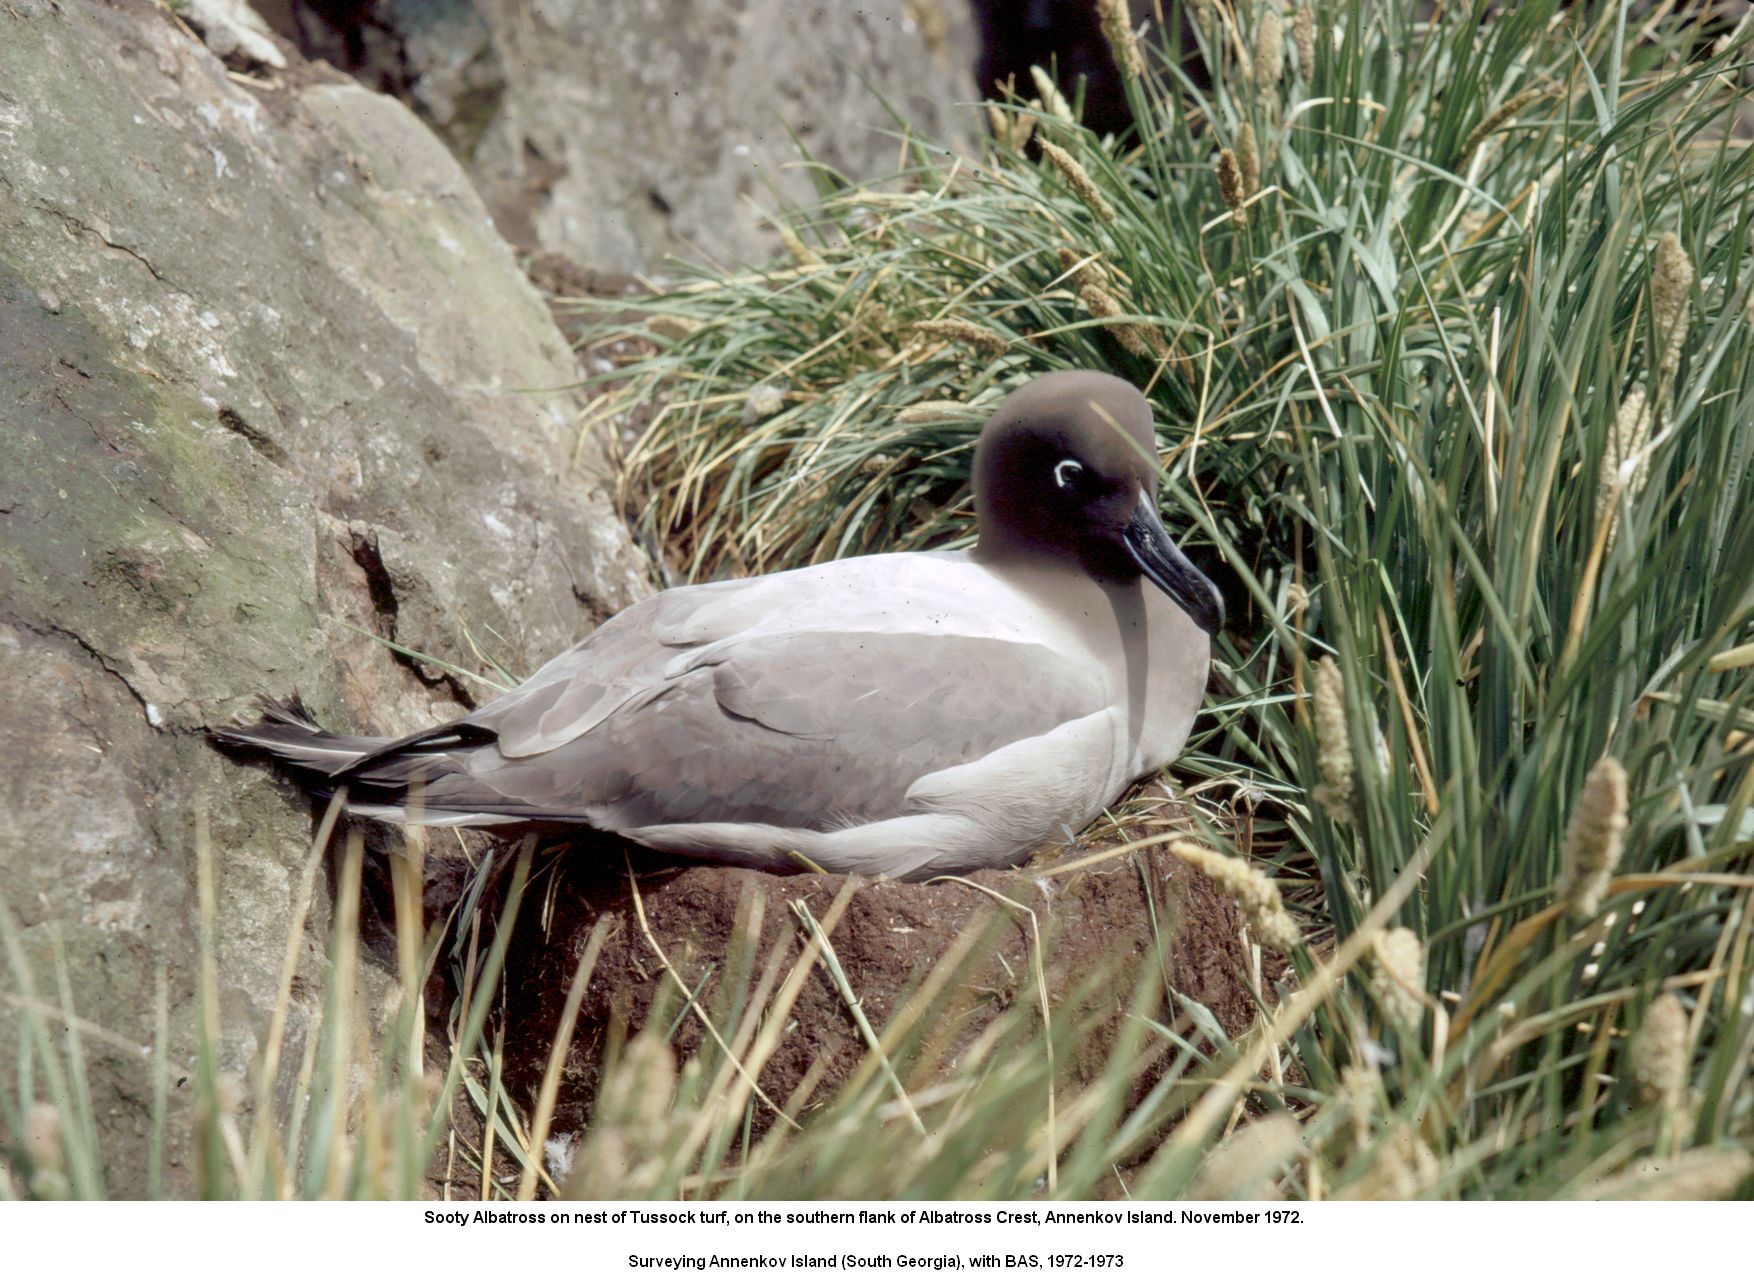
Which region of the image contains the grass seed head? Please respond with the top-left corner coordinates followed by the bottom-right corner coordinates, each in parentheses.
top-left (1097, 0), bottom-right (1144, 80)
top-left (621, 1034), bottom-right (678, 1129)
top-left (1339, 1064), bottom-right (1382, 1148)
top-left (1747, 226), bottom-right (1754, 322)
top-left (1191, 1113), bottom-right (1302, 1200)
top-left (1029, 65), bottom-right (1075, 124)
top-left (1253, 907), bottom-right (1302, 954)
top-left (1255, 9), bottom-right (1286, 89)
top-left (1078, 283), bottom-right (1156, 357)
top-left (1055, 244), bottom-right (1099, 285)
top-left (1596, 383), bottom-right (1652, 544)
top-left (28, 1166), bottom-right (70, 1201)
top-left (1626, 992), bottom-right (1689, 1106)
top-left (24, 1102), bottom-right (64, 1175)
top-left (1458, 84), bottom-right (1551, 170)
top-left (1217, 147), bottom-right (1246, 213)
top-left (742, 382), bottom-right (787, 423)
top-left (1037, 139), bottom-right (1117, 222)
top-left (1236, 122), bottom-right (1261, 200)
top-left (1650, 232), bottom-right (1693, 383)
top-left (568, 1033), bottom-right (679, 1198)
top-left (1293, 5), bottom-right (1317, 74)
top-left (1311, 655), bottom-right (1356, 823)
top-left (23, 1102), bottom-right (68, 1200)
top-left (985, 102), bottom-right (1037, 151)
top-left (1171, 842), bottom-right (1301, 953)
top-left (914, 317), bottom-right (1009, 355)
top-left (1370, 928), bottom-right (1426, 1027)
top-left (1586, 1147), bottom-right (1752, 1201)
top-left (1557, 755), bottom-right (1629, 920)
top-left (1340, 1125), bottom-right (1441, 1200)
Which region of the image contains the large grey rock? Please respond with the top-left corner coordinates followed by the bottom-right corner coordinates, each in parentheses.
top-left (0, 0), bottom-right (649, 1195)
top-left (265, 0), bottom-right (978, 271)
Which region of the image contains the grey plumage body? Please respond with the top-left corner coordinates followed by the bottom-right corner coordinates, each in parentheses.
top-left (214, 372), bottom-right (1222, 880)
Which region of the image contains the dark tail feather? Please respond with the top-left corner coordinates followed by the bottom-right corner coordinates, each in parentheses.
top-left (207, 695), bottom-right (388, 779)
top-left (208, 696), bottom-right (526, 828)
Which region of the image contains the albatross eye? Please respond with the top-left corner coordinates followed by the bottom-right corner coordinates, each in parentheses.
top-left (1053, 458), bottom-right (1085, 491)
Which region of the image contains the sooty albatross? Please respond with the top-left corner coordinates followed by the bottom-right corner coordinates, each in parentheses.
top-left (214, 371), bottom-right (1223, 880)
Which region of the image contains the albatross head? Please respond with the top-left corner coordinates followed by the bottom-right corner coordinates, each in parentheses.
top-left (972, 370), bottom-right (1225, 636)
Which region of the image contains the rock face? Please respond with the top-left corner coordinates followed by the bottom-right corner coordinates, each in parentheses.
top-left (0, 0), bottom-right (649, 1195)
top-left (259, 0), bottom-right (978, 271)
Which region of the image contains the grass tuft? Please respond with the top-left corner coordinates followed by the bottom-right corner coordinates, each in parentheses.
top-left (563, 0), bottom-right (1754, 1199)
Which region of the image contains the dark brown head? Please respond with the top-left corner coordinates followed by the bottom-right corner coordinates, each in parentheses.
top-left (972, 370), bottom-right (1224, 634)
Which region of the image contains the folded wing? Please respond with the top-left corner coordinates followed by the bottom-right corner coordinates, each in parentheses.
top-left (414, 556), bottom-right (1107, 832)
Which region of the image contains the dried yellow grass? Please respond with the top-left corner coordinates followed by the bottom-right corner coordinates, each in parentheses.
top-left (895, 399), bottom-right (978, 424)
top-left (646, 314), bottom-right (702, 342)
top-left (775, 221), bottom-right (824, 269)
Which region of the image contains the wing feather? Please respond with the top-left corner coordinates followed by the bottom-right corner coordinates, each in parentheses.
top-left (461, 628), bottom-right (1102, 830)
top-left (446, 553), bottom-right (1107, 831)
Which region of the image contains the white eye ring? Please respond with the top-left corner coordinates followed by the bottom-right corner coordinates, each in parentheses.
top-left (1053, 459), bottom-right (1084, 490)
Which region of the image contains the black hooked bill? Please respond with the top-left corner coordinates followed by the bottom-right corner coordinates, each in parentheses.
top-left (1121, 495), bottom-right (1224, 635)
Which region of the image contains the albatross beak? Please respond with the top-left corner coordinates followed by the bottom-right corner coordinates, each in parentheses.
top-left (1122, 495), bottom-right (1225, 635)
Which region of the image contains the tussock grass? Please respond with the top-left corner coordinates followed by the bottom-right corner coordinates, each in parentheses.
top-left (568, 0), bottom-right (1754, 1198)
